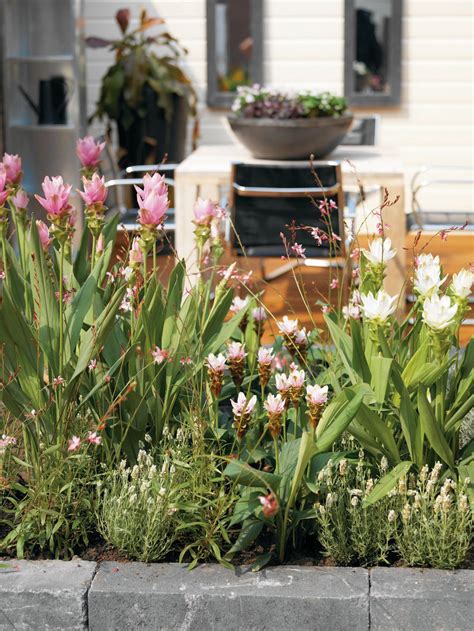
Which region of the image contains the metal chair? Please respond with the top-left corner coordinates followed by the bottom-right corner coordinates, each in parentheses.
top-left (409, 165), bottom-right (474, 231)
top-left (230, 162), bottom-right (345, 281)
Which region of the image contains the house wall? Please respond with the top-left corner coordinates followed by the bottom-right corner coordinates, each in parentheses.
top-left (85, 0), bottom-right (474, 211)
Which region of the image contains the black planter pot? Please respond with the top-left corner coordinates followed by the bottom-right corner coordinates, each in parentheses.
top-left (117, 85), bottom-right (188, 170)
top-left (227, 113), bottom-right (353, 160)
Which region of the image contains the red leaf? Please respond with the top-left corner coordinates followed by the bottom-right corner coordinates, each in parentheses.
top-left (116, 8), bottom-right (130, 34)
top-left (85, 36), bottom-right (113, 49)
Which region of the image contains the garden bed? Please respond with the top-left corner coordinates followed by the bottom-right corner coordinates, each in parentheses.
top-left (0, 559), bottom-right (472, 630)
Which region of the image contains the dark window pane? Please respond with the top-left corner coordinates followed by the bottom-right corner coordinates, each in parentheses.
top-left (214, 0), bottom-right (252, 93)
top-left (354, 0), bottom-right (392, 95)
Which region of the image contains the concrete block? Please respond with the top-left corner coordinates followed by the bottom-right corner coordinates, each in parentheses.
top-left (370, 567), bottom-right (474, 631)
top-left (0, 559), bottom-right (97, 630)
top-left (89, 562), bottom-right (369, 631)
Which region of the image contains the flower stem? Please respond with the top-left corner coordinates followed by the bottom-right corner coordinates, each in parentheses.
top-left (59, 245), bottom-right (65, 375)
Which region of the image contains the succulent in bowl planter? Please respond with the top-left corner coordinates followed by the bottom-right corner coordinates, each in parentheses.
top-left (87, 8), bottom-right (197, 168)
top-left (228, 85), bottom-right (352, 160)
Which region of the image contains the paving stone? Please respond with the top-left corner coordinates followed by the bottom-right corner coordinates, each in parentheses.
top-left (88, 562), bottom-right (369, 631)
top-left (370, 567), bottom-right (474, 631)
top-left (0, 559), bottom-right (97, 630)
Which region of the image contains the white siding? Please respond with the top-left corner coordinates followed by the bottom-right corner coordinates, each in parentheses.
top-left (84, 0), bottom-right (474, 209)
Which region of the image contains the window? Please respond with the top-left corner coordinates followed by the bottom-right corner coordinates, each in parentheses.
top-left (206, 0), bottom-right (263, 108)
top-left (344, 0), bottom-right (402, 106)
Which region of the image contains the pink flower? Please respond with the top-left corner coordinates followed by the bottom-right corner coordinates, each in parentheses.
top-left (2, 153), bottom-right (22, 185)
top-left (36, 220), bottom-right (52, 251)
top-left (12, 188), bottom-right (28, 210)
top-left (231, 392), bottom-right (257, 417)
top-left (135, 173), bottom-right (167, 200)
top-left (258, 492), bottom-right (279, 518)
top-left (288, 368), bottom-right (305, 389)
top-left (321, 305), bottom-right (330, 314)
top-left (68, 436), bottom-right (81, 452)
top-left (0, 271), bottom-right (5, 281)
top-left (87, 431), bottom-right (101, 446)
top-left (0, 434), bottom-right (17, 451)
top-left (137, 189), bottom-right (169, 228)
top-left (227, 341), bottom-right (247, 361)
top-left (275, 373), bottom-right (290, 394)
top-left (330, 278), bottom-right (339, 290)
top-left (350, 248), bottom-right (360, 261)
top-left (52, 375), bottom-right (65, 387)
top-left (35, 176), bottom-right (72, 218)
top-left (206, 353), bottom-right (227, 373)
top-left (193, 197), bottom-right (217, 225)
top-left (277, 316), bottom-right (299, 336)
top-left (76, 136), bottom-right (105, 168)
top-left (180, 357), bottom-right (193, 365)
top-left (88, 359), bottom-right (97, 371)
top-left (230, 296), bottom-right (249, 313)
top-left (291, 243), bottom-right (306, 258)
top-left (79, 173), bottom-right (107, 206)
top-left (306, 384), bottom-right (329, 406)
top-left (129, 237), bottom-right (143, 267)
top-left (342, 303), bottom-right (361, 319)
top-left (152, 346), bottom-right (169, 364)
top-left (257, 347), bottom-right (274, 365)
top-left (264, 393), bottom-right (285, 416)
top-left (294, 328), bottom-right (308, 346)
top-left (252, 307), bottom-right (267, 322)
top-left (310, 227), bottom-right (328, 246)
top-left (0, 165), bottom-right (8, 206)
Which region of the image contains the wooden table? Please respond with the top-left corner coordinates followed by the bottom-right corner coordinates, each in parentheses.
top-left (174, 144), bottom-right (406, 298)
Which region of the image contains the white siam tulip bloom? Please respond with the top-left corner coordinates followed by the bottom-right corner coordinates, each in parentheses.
top-left (451, 268), bottom-right (474, 299)
top-left (360, 290), bottom-right (398, 322)
top-left (363, 238), bottom-right (396, 265)
top-left (306, 384), bottom-right (329, 406)
top-left (205, 353), bottom-right (227, 373)
top-left (422, 294), bottom-right (458, 331)
top-left (413, 268), bottom-right (446, 297)
top-left (275, 373), bottom-right (290, 393)
top-left (257, 347), bottom-right (274, 365)
top-left (230, 296), bottom-right (249, 313)
top-left (288, 368), bottom-right (305, 388)
top-left (416, 253), bottom-right (440, 273)
top-left (230, 392), bottom-right (257, 417)
top-left (264, 393), bottom-right (286, 416)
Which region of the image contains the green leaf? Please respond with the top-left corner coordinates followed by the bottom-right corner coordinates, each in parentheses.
top-left (316, 388), bottom-right (365, 452)
top-left (348, 399), bottom-right (400, 464)
top-left (363, 461), bottom-right (412, 507)
top-left (417, 386), bottom-right (455, 470)
top-left (324, 314), bottom-right (359, 384)
top-left (251, 552), bottom-right (272, 572)
top-left (226, 519), bottom-right (263, 556)
top-left (369, 356), bottom-right (392, 404)
top-left (224, 460), bottom-right (281, 493)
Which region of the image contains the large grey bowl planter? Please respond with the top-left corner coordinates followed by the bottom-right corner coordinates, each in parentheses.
top-left (227, 113), bottom-right (353, 160)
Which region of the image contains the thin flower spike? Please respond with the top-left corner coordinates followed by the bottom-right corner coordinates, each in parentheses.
top-left (422, 294), bottom-right (458, 331)
top-left (363, 237), bottom-right (396, 265)
top-left (87, 431), bottom-right (102, 446)
top-left (360, 290), bottom-right (398, 323)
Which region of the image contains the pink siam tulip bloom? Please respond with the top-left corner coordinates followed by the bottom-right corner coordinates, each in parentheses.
top-left (206, 353), bottom-right (227, 374)
top-left (227, 341), bottom-right (247, 361)
top-left (230, 296), bottom-right (249, 313)
top-left (264, 393), bottom-right (286, 417)
top-left (294, 328), bottom-right (308, 346)
top-left (275, 373), bottom-right (290, 394)
top-left (137, 189), bottom-right (169, 228)
top-left (87, 431), bottom-right (101, 446)
top-left (35, 176), bottom-right (72, 218)
top-left (193, 197), bottom-right (217, 225)
top-left (288, 368), bottom-right (305, 389)
top-left (252, 307), bottom-right (267, 322)
top-left (135, 173), bottom-right (168, 200)
top-left (0, 165), bottom-right (8, 206)
top-left (129, 237), bottom-right (143, 267)
top-left (36, 220), bottom-right (52, 251)
top-left (12, 188), bottom-right (28, 210)
top-left (2, 153), bottom-right (22, 185)
top-left (277, 316), bottom-right (299, 336)
top-left (306, 384), bottom-right (329, 406)
top-left (258, 492), bottom-right (279, 518)
top-left (68, 436), bottom-right (81, 452)
top-left (79, 173), bottom-right (107, 206)
top-left (152, 345), bottom-right (169, 365)
top-left (76, 136), bottom-right (105, 168)
top-left (231, 392), bottom-right (257, 418)
top-left (257, 347), bottom-right (274, 365)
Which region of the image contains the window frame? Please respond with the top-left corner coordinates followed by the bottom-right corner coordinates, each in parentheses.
top-left (344, 0), bottom-right (403, 106)
top-left (206, 0), bottom-right (264, 109)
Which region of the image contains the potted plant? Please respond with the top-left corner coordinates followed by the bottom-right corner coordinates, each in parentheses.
top-left (228, 86), bottom-right (353, 160)
top-left (87, 8), bottom-right (197, 168)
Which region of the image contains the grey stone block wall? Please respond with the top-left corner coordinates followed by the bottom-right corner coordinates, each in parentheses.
top-left (0, 560), bottom-right (472, 630)
top-left (370, 567), bottom-right (474, 631)
top-left (0, 559), bottom-right (97, 630)
top-left (88, 563), bottom-right (369, 631)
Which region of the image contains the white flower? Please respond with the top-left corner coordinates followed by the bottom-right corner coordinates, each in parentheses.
top-left (230, 296), bottom-right (249, 313)
top-left (416, 253), bottom-right (440, 273)
top-left (360, 290), bottom-right (398, 322)
top-left (363, 238), bottom-right (396, 265)
top-left (422, 294), bottom-right (458, 331)
top-left (413, 267), bottom-right (446, 297)
top-left (306, 384), bottom-right (329, 406)
top-left (205, 353), bottom-right (226, 373)
top-left (451, 268), bottom-right (473, 299)
top-left (277, 315), bottom-right (299, 336)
